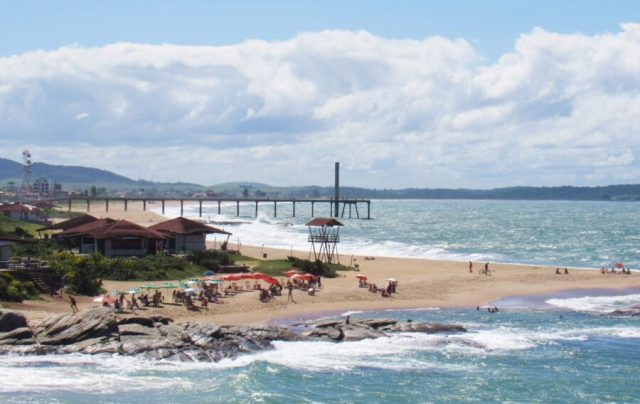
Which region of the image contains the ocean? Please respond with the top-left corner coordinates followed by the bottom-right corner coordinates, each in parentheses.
top-left (159, 199), bottom-right (640, 269)
top-left (2, 199), bottom-right (640, 402)
top-left (2, 292), bottom-right (640, 403)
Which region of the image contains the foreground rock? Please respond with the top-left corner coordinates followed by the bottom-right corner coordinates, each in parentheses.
top-left (0, 309), bottom-right (466, 361)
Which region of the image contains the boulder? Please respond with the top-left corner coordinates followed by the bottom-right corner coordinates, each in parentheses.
top-left (0, 311), bottom-right (29, 332)
top-left (33, 307), bottom-right (118, 345)
top-left (384, 322), bottom-right (467, 333)
top-left (0, 327), bottom-right (35, 345)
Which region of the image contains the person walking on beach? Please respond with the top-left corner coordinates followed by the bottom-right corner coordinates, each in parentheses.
top-left (69, 296), bottom-right (78, 313)
top-left (468, 261), bottom-right (473, 273)
top-left (484, 262), bottom-right (490, 276)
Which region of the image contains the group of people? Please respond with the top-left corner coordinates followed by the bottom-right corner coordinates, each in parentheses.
top-left (367, 281), bottom-right (397, 298)
top-left (468, 261), bottom-right (491, 276)
top-left (555, 267), bottom-right (569, 275)
top-left (601, 267), bottom-right (632, 275)
top-left (477, 306), bottom-right (500, 313)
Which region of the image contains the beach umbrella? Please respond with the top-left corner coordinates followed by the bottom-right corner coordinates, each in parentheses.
top-left (183, 288), bottom-right (197, 296)
top-left (127, 288), bottom-right (140, 295)
top-left (221, 274), bottom-right (244, 281)
top-left (291, 273), bottom-right (316, 282)
top-left (160, 283), bottom-right (180, 289)
top-left (206, 280), bottom-right (223, 285)
top-left (356, 275), bottom-right (367, 280)
top-left (202, 270), bottom-right (215, 276)
top-left (140, 284), bottom-right (157, 289)
top-left (614, 262), bottom-right (625, 269)
top-left (284, 269), bottom-right (303, 277)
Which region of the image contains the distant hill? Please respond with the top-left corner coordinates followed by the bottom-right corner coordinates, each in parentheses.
top-left (1, 156), bottom-right (640, 201)
top-left (0, 157), bottom-right (201, 190)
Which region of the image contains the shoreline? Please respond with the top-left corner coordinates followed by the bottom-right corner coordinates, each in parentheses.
top-left (10, 204), bottom-right (640, 326)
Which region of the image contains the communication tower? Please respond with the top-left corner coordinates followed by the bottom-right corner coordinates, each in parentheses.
top-left (20, 150), bottom-right (32, 201)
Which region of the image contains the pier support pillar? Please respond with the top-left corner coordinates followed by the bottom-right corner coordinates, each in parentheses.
top-left (311, 201), bottom-right (314, 217)
top-left (330, 200), bottom-right (333, 217)
top-left (180, 200), bottom-right (184, 217)
top-left (105, 199), bottom-right (109, 212)
top-left (293, 199), bottom-right (296, 217)
top-left (236, 201), bottom-right (240, 216)
top-left (349, 203), bottom-right (352, 218)
top-left (367, 201), bottom-right (371, 219)
top-left (198, 200), bottom-right (202, 217)
top-left (161, 200), bottom-right (165, 215)
top-left (273, 201), bottom-right (277, 217)
top-left (255, 201), bottom-right (259, 217)
top-left (68, 199), bottom-right (72, 211)
top-left (124, 199), bottom-right (128, 212)
top-left (143, 200), bottom-right (146, 211)
top-left (218, 200), bottom-right (221, 215)
top-left (86, 199), bottom-right (90, 212)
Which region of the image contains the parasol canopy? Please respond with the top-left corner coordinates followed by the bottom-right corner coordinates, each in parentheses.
top-left (291, 273), bottom-right (316, 281)
top-left (356, 275), bottom-right (367, 280)
top-left (284, 269), bottom-right (303, 277)
top-left (614, 262), bottom-right (625, 269)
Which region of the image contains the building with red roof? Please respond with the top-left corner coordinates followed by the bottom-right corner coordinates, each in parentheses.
top-left (0, 203), bottom-right (46, 223)
top-left (59, 218), bottom-right (166, 257)
top-left (149, 216), bottom-right (231, 252)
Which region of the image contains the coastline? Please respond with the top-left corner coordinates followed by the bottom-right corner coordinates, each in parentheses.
top-left (11, 204), bottom-right (640, 326)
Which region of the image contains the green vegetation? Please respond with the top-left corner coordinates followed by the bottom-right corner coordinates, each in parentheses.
top-left (37, 249), bottom-right (237, 295)
top-left (0, 215), bottom-right (41, 236)
top-left (0, 273), bottom-right (39, 302)
top-left (250, 256), bottom-right (351, 278)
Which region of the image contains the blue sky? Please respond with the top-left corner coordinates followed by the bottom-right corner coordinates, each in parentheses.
top-left (2, 0), bottom-right (638, 59)
top-left (1, 1), bottom-right (640, 188)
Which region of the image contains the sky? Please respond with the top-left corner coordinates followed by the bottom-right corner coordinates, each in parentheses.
top-left (1, 0), bottom-right (640, 188)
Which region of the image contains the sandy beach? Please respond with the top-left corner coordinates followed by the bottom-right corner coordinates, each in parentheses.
top-left (9, 203), bottom-right (640, 325)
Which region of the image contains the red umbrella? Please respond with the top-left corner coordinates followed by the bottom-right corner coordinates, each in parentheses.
top-left (291, 273), bottom-right (316, 281)
top-left (355, 275), bottom-right (367, 280)
top-left (614, 262), bottom-right (625, 269)
top-left (284, 269), bottom-right (303, 277)
top-left (221, 274), bottom-right (244, 281)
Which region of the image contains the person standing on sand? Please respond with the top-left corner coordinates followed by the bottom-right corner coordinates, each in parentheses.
top-left (287, 283), bottom-right (294, 302)
top-left (484, 262), bottom-right (490, 276)
top-left (468, 261), bottom-right (473, 273)
top-left (69, 296), bottom-right (78, 313)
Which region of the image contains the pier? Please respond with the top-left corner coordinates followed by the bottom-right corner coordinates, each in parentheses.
top-left (46, 197), bottom-right (372, 219)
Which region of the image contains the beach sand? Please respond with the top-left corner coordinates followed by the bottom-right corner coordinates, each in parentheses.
top-left (9, 203), bottom-right (640, 325)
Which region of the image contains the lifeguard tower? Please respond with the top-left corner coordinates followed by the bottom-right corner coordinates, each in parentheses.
top-left (306, 218), bottom-right (343, 264)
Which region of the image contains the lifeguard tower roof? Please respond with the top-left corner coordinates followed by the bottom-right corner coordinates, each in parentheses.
top-left (305, 218), bottom-right (344, 227)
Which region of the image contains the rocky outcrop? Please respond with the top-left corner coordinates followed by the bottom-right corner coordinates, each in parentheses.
top-left (301, 318), bottom-right (467, 342)
top-left (0, 309), bottom-right (467, 361)
top-left (605, 306), bottom-right (640, 317)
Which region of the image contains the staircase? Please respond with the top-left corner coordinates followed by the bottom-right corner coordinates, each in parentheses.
top-left (26, 269), bottom-right (55, 294)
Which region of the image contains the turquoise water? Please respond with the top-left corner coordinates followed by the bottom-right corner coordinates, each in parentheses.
top-left (3, 200), bottom-right (636, 402)
top-left (2, 293), bottom-right (640, 403)
top-left (161, 199), bottom-right (640, 269)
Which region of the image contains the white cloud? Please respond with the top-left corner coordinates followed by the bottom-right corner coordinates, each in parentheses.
top-left (1, 26), bottom-right (640, 188)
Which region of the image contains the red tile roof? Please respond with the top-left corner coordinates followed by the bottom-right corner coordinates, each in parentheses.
top-left (38, 214), bottom-right (98, 232)
top-left (149, 217), bottom-right (231, 236)
top-left (305, 218), bottom-right (344, 227)
top-left (61, 218), bottom-right (166, 240)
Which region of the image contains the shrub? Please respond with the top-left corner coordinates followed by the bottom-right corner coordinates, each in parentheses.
top-left (0, 273), bottom-right (39, 302)
top-left (186, 250), bottom-right (232, 269)
top-left (287, 257), bottom-right (337, 278)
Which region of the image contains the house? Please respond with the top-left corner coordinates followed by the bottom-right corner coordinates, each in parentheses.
top-left (37, 214), bottom-right (98, 233)
top-left (0, 203), bottom-right (46, 222)
top-left (0, 233), bottom-right (29, 268)
top-left (59, 219), bottom-right (166, 257)
top-left (149, 216), bottom-right (231, 252)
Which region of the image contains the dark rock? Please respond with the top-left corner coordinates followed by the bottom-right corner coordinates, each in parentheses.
top-left (117, 316), bottom-right (155, 327)
top-left (0, 311), bottom-right (29, 332)
top-left (605, 306), bottom-right (640, 317)
top-left (118, 323), bottom-right (160, 337)
top-left (339, 325), bottom-right (387, 341)
top-left (0, 327), bottom-right (35, 345)
top-left (33, 307), bottom-right (118, 345)
top-left (383, 322), bottom-right (467, 333)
